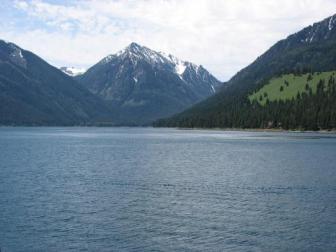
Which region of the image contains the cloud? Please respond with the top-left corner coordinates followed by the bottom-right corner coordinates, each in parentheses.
top-left (2, 0), bottom-right (336, 80)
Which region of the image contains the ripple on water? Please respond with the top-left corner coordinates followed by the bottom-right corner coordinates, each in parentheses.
top-left (0, 127), bottom-right (336, 251)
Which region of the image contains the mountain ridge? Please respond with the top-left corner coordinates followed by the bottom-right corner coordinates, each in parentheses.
top-left (77, 42), bottom-right (223, 125)
top-left (0, 40), bottom-right (112, 125)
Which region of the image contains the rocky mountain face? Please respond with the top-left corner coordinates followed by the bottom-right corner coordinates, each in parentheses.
top-left (284, 14), bottom-right (336, 45)
top-left (77, 43), bottom-right (222, 125)
top-left (0, 40), bottom-right (111, 125)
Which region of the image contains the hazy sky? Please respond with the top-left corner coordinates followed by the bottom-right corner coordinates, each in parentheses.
top-left (1, 0), bottom-right (336, 80)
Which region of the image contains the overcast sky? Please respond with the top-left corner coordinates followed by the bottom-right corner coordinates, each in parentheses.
top-left (1, 0), bottom-right (336, 81)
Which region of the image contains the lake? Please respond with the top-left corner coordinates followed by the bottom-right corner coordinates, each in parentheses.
top-left (0, 127), bottom-right (336, 251)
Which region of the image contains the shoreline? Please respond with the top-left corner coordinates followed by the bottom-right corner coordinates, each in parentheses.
top-left (175, 127), bottom-right (336, 134)
top-left (1, 125), bottom-right (336, 133)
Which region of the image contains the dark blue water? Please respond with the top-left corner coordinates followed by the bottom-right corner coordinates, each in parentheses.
top-left (0, 127), bottom-right (336, 251)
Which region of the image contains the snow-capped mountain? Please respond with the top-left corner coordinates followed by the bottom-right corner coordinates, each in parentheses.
top-left (98, 43), bottom-right (220, 92)
top-left (60, 66), bottom-right (86, 76)
top-left (77, 42), bottom-right (222, 125)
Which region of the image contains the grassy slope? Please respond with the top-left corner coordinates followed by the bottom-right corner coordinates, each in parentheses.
top-left (249, 71), bottom-right (336, 105)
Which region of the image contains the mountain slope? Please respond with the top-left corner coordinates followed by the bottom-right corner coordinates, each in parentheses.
top-left (77, 43), bottom-right (222, 125)
top-left (0, 40), bottom-right (111, 125)
top-left (154, 14), bottom-right (336, 130)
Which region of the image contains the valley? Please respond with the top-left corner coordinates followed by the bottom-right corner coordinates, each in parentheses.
top-left (1, 14), bottom-right (336, 130)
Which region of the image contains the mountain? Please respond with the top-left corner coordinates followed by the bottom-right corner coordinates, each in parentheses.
top-left (76, 42), bottom-right (222, 125)
top-left (0, 40), bottom-right (111, 126)
top-left (60, 66), bottom-right (86, 77)
top-left (154, 14), bottom-right (336, 130)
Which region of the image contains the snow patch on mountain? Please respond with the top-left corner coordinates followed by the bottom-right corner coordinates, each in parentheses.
top-left (8, 43), bottom-right (27, 68)
top-left (329, 16), bottom-right (334, 31)
top-left (60, 66), bottom-right (86, 76)
top-left (163, 53), bottom-right (187, 75)
top-left (309, 32), bottom-right (315, 43)
top-left (211, 85), bottom-right (215, 93)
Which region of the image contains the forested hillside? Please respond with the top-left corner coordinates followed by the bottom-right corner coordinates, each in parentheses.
top-left (154, 14), bottom-right (336, 130)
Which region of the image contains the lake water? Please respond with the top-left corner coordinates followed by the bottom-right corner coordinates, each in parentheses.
top-left (0, 127), bottom-right (336, 251)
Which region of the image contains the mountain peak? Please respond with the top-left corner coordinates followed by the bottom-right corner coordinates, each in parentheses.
top-left (79, 43), bottom-right (222, 124)
top-left (98, 43), bottom-right (221, 88)
top-left (124, 42), bottom-right (149, 56)
top-left (126, 42), bottom-right (143, 52)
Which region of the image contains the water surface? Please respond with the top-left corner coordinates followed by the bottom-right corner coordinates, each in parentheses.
top-left (0, 127), bottom-right (336, 251)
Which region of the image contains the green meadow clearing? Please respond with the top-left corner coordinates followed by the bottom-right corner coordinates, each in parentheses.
top-left (249, 71), bottom-right (336, 105)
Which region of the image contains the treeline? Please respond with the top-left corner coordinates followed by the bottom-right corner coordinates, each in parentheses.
top-left (154, 75), bottom-right (336, 130)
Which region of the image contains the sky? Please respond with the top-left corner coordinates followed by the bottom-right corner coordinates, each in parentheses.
top-left (1, 0), bottom-right (336, 81)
